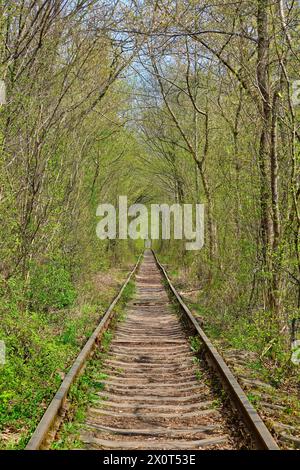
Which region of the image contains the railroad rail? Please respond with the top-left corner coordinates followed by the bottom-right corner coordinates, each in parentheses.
top-left (26, 250), bottom-right (279, 450)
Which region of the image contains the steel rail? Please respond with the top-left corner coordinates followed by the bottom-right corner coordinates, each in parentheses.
top-left (25, 254), bottom-right (142, 450)
top-left (152, 250), bottom-right (279, 450)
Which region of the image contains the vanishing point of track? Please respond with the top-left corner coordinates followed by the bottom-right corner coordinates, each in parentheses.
top-left (26, 250), bottom-right (279, 450)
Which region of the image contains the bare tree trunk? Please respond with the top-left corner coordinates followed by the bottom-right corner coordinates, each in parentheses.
top-left (257, 0), bottom-right (273, 271)
top-left (233, 88), bottom-right (243, 238)
top-left (270, 88), bottom-right (282, 319)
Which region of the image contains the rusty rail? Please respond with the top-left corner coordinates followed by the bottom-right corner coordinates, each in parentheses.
top-left (152, 250), bottom-right (279, 451)
top-left (25, 255), bottom-right (142, 450)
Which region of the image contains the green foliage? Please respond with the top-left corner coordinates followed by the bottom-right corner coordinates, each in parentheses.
top-left (122, 280), bottom-right (136, 304)
top-left (189, 335), bottom-right (201, 353)
top-left (102, 330), bottom-right (113, 352)
top-left (28, 259), bottom-right (76, 312)
top-left (0, 295), bottom-right (72, 449)
top-left (0, 259), bottom-right (135, 449)
top-left (247, 393), bottom-right (261, 406)
top-left (190, 298), bottom-right (287, 361)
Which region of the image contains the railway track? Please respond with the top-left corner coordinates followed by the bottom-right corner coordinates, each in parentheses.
top-left (26, 250), bottom-right (279, 450)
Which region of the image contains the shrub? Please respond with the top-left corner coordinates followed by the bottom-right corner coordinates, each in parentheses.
top-left (28, 259), bottom-right (76, 312)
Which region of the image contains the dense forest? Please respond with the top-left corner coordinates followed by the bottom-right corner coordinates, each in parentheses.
top-left (0, 0), bottom-right (300, 450)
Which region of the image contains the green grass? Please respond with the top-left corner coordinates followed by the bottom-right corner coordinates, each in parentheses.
top-left (247, 392), bottom-right (261, 406)
top-left (189, 335), bottom-right (201, 353)
top-left (0, 271), bottom-right (135, 449)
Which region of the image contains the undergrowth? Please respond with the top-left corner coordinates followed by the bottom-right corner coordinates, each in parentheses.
top-left (0, 259), bottom-right (135, 449)
top-left (158, 252), bottom-right (300, 388)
